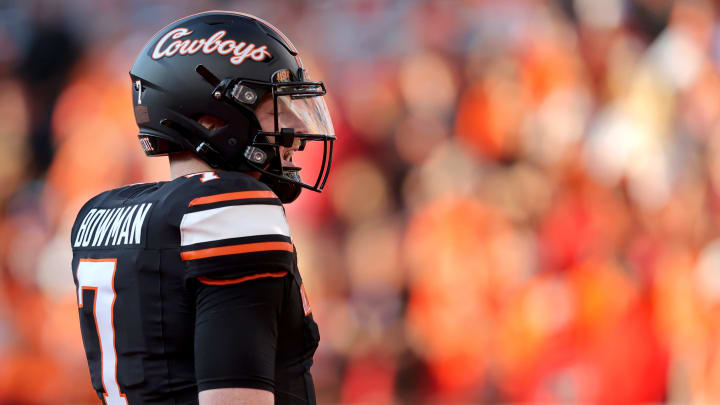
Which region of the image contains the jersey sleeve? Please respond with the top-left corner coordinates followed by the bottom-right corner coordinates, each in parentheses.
top-left (179, 185), bottom-right (294, 281)
top-left (194, 275), bottom-right (287, 393)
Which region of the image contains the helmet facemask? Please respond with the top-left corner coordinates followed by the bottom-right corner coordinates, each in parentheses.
top-left (197, 65), bottom-right (336, 203)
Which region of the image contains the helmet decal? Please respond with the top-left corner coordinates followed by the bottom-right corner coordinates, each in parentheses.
top-left (152, 27), bottom-right (272, 65)
top-left (233, 11), bottom-right (303, 68)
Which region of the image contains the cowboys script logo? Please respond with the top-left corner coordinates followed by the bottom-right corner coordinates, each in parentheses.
top-left (152, 28), bottom-right (272, 65)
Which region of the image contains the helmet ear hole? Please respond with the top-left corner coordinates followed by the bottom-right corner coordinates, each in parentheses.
top-left (196, 115), bottom-right (226, 131)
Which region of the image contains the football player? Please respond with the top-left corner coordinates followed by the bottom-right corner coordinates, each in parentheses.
top-left (70, 11), bottom-right (335, 405)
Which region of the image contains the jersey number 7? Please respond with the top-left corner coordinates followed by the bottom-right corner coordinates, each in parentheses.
top-left (77, 258), bottom-right (129, 405)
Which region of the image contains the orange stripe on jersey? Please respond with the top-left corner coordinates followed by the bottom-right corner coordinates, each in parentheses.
top-left (181, 241), bottom-right (294, 260)
top-left (197, 271), bottom-right (288, 285)
top-left (188, 190), bottom-right (277, 207)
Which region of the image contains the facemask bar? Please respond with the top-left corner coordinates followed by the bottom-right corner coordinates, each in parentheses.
top-left (245, 68), bottom-right (335, 192)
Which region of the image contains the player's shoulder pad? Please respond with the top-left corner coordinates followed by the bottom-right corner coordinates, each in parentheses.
top-left (177, 171), bottom-right (294, 281)
top-left (71, 183), bottom-right (162, 250)
top-left (70, 187), bottom-right (128, 249)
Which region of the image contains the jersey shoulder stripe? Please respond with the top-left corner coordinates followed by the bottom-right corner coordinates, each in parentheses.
top-left (180, 203), bottom-right (290, 247)
top-left (189, 190), bottom-right (278, 206)
top-left (181, 240), bottom-right (294, 260)
top-left (179, 181), bottom-right (294, 278)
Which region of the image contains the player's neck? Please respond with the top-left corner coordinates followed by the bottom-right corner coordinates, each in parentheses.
top-left (168, 152), bottom-right (262, 180)
top-left (168, 152), bottom-right (215, 180)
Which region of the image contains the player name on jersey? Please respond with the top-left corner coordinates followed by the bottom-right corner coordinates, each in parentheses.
top-left (73, 203), bottom-right (153, 248)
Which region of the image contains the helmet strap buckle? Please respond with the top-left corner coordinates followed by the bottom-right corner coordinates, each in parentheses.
top-left (244, 146), bottom-right (268, 164)
top-left (231, 83), bottom-right (258, 105)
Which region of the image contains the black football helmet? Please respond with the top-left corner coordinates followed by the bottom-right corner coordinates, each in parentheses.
top-left (129, 11), bottom-right (336, 203)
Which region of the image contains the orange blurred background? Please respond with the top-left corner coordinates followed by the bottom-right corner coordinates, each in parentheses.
top-left (2, 0), bottom-right (720, 404)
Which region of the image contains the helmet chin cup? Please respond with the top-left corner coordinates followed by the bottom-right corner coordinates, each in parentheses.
top-left (260, 171), bottom-right (302, 203)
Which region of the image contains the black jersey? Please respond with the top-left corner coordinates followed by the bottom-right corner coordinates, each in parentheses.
top-left (70, 171), bottom-right (319, 405)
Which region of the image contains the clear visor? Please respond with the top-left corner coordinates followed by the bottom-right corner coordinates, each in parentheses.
top-left (275, 94), bottom-right (335, 136)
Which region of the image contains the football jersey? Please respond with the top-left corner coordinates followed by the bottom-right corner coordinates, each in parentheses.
top-left (70, 171), bottom-right (318, 404)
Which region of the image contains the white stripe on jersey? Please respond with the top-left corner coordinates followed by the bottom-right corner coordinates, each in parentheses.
top-left (180, 204), bottom-right (290, 246)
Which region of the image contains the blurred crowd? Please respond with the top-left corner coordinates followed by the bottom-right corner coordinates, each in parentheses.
top-left (2, 0), bottom-right (720, 403)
